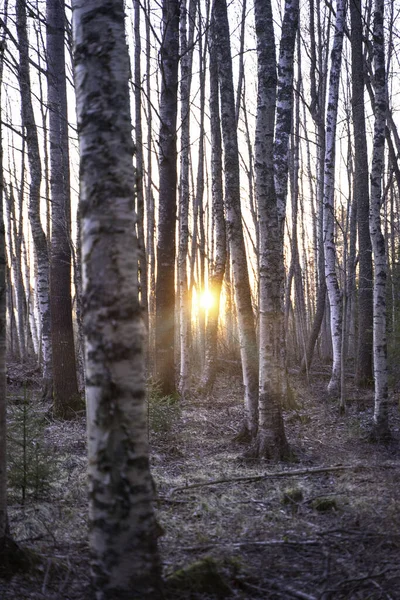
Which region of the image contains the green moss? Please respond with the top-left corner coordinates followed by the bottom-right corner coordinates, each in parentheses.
top-left (311, 497), bottom-right (337, 512)
top-left (166, 557), bottom-right (232, 598)
top-left (281, 487), bottom-right (304, 505)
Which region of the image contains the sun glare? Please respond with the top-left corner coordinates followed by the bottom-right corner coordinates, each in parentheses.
top-left (199, 290), bottom-right (214, 311)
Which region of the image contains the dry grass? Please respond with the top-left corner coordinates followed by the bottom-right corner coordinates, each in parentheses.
top-left (1, 369), bottom-right (400, 599)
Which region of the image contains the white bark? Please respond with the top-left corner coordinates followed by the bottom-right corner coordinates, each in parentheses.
top-left (323, 0), bottom-right (346, 396)
top-left (16, 0), bottom-right (52, 395)
top-left (72, 2), bottom-right (162, 597)
top-left (274, 0), bottom-right (300, 228)
top-left (253, 0), bottom-right (294, 458)
top-left (369, 0), bottom-right (389, 439)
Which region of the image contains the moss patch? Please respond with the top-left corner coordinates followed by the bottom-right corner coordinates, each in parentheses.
top-left (166, 556), bottom-right (232, 599)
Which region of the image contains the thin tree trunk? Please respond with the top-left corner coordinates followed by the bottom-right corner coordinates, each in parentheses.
top-left (72, 1), bottom-right (163, 597)
top-left (252, 0), bottom-right (297, 459)
top-left (145, 0), bottom-right (156, 368)
top-left (155, 0), bottom-right (180, 396)
top-left (133, 0), bottom-right (149, 328)
top-left (200, 20), bottom-right (227, 394)
top-left (47, 0), bottom-right (80, 417)
top-left (16, 0), bottom-right (52, 398)
top-left (0, 25), bottom-right (7, 550)
top-left (178, 0), bottom-right (196, 396)
top-left (0, 15), bottom-right (26, 573)
top-left (369, 0), bottom-right (390, 440)
top-left (323, 0), bottom-right (346, 397)
top-left (300, 0), bottom-right (329, 374)
top-left (350, 0), bottom-right (373, 387)
top-left (195, 14), bottom-right (206, 366)
top-left (212, 0), bottom-right (258, 439)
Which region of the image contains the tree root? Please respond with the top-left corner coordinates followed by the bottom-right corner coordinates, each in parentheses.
top-left (243, 431), bottom-right (294, 461)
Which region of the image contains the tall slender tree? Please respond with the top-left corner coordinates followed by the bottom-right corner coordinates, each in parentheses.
top-left (350, 0), bottom-right (373, 387)
top-left (156, 0), bottom-right (180, 396)
top-left (16, 0), bottom-right (53, 398)
top-left (212, 0), bottom-right (259, 439)
top-left (323, 0), bottom-right (346, 396)
top-left (133, 0), bottom-right (148, 326)
top-left (301, 0), bottom-right (330, 374)
top-left (0, 27), bottom-right (7, 564)
top-left (178, 0), bottom-right (196, 396)
top-left (369, 0), bottom-right (390, 440)
top-left (47, 0), bottom-right (80, 416)
top-left (72, 1), bottom-right (163, 597)
top-left (0, 19), bottom-right (26, 574)
top-left (200, 22), bottom-right (226, 394)
top-left (252, 0), bottom-right (297, 459)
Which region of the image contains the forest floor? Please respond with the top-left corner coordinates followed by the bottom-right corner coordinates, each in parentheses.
top-left (1, 362), bottom-right (400, 599)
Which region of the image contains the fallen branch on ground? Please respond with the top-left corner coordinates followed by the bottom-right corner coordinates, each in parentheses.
top-left (181, 538), bottom-right (320, 552)
top-left (169, 462), bottom-right (399, 495)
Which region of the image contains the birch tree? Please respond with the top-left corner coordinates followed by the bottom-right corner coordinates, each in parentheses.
top-left (156, 0), bottom-right (180, 396)
top-left (369, 0), bottom-right (390, 440)
top-left (178, 0), bottom-right (196, 396)
top-left (212, 0), bottom-right (258, 439)
top-left (301, 0), bottom-right (331, 374)
top-left (72, 2), bottom-right (163, 597)
top-left (252, 0), bottom-right (297, 459)
top-left (200, 23), bottom-right (226, 394)
top-left (133, 0), bottom-right (148, 327)
top-left (0, 30), bottom-right (7, 565)
top-left (323, 0), bottom-right (346, 397)
top-left (16, 0), bottom-right (52, 398)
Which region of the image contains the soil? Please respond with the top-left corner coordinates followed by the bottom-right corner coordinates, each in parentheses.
top-left (1, 366), bottom-right (400, 599)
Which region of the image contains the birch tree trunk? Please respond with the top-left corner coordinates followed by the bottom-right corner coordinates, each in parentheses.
top-left (350, 0), bottom-right (373, 387)
top-left (72, 2), bottom-right (163, 597)
top-left (0, 30), bottom-right (7, 555)
top-left (212, 0), bottom-right (258, 439)
top-left (156, 0), bottom-right (180, 396)
top-left (195, 17), bottom-right (206, 366)
top-left (133, 0), bottom-right (148, 327)
top-left (16, 0), bottom-right (52, 398)
top-left (47, 0), bottom-right (80, 417)
top-left (323, 0), bottom-right (346, 397)
top-left (252, 0), bottom-right (296, 459)
top-left (200, 25), bottom-right (227, 394)
top-left (369, 0), bottom-right (390, 440)
top-left (301, 0), bottom-right (329, 374)
top-left (145, 0), bottom-right (156, 365)
top-left (178, 0), bottom-right (196, 396)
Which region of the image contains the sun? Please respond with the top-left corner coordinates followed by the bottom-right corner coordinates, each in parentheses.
top-left (199, 290), bottom-right (214, 311)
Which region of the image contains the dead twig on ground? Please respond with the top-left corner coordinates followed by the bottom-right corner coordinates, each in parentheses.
top-left (169, 462), bottom-right (399, 495)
